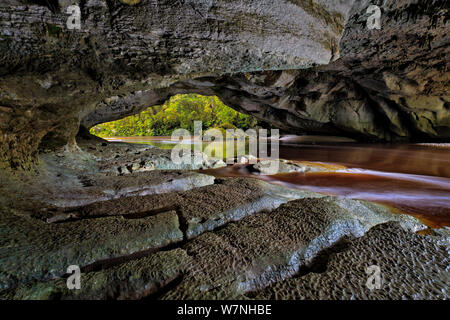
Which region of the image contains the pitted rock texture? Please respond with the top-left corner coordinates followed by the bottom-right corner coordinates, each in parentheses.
top-left (0, 153), bottom-right (217, 209)
top-left (1, 1), bottom-right (448, 169)
top-left (35, 177), bottom-right (321, 236)
top-left (159, 197), bottom-right (424, 299)
top-left (0, 141), bottom-right (322, 294)
top-left (0, 139), bottom-right (429, 299)
top-left (249, 222), bottom-right (449, 300)
top-left (0, 206), bottom-right (183, 290)
top-left (2, 249), bottom-right (191, 300)
top-left (0, 196), bottom-right (428, 300)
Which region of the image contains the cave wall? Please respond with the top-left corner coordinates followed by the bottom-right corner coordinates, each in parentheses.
top-left (0, 0), bottom-right (449, 170)
top-left (0, 0), bottom-right (351, 169)
top-left (82, 0), bottom-right (450, 142)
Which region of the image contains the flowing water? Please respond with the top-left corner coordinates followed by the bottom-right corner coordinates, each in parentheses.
top-left (105, 136), bottom-right (450, 228)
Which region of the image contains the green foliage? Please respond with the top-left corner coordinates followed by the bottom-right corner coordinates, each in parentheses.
top-left (46, 23), bottom-right (62, 38)
top-left (90, 94), bottom-right (260, 137)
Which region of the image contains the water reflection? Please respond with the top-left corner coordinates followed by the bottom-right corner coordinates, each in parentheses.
top-left (278, 142), bottom-right (450, 178)
top-left (105, 136), bottom-right (257, 160)
top-left (203, 164), bottom-right (450, 228)
top-left (105, 136), bottom-right (450, 228)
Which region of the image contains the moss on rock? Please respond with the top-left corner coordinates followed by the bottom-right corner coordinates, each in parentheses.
top-left (119, 0), bottom-right (141, 5)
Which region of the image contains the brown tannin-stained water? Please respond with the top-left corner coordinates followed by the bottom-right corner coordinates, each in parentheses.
top-left (276, 140), bottom-right (450, 178)
top-left (106, 136), bottom-right (450, 228)
top-left (204, 142), bottom-right (450, 229)
top-left (204, 165), bottom-right (450, 228)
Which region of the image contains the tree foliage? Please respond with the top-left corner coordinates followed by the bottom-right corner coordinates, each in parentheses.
top-left (90, 94), bottom-right (260, 137)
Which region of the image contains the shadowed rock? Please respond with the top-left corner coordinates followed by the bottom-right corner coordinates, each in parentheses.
top-left (249, 222), bottom-right (449, 300)
top-left (2, 249), bottom-right (190, 300)
top-left (1, 196), bottom-right (428, 300)
top-left (0, 208), bottom-right (183, 290)
top-left (160, 197), bottom-right (424, 299)
top-left (1, 1), bottom-right (448, 170)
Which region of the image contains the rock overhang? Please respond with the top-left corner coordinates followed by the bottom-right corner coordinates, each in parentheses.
top-left (0, 0), bottom-right (449, 169)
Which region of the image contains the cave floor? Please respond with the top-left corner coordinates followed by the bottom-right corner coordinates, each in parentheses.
top-left (0, 138), bottom-right (448, 300)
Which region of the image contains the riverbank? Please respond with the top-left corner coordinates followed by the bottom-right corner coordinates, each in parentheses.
top-left (0, 136), bottom-right (448, 300)
top-left (103, 136), bottom-right (450, 228)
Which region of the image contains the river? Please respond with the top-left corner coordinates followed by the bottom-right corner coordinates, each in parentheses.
top-left (105, 136), bottom-right (450, 228)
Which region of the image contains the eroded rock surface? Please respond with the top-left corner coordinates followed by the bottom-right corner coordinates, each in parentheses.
top-left (249, 222), bottom-right (449, 300)
top-left (0, 1), bottom-right (448, 169)
top-left (2, 249), bottom-right (192, 300)
top-left (0, 0), bottom-right (351, 168)
top-left (160, 197), bottom-right (424, 299)
top-left (1, 195), bottom-right (430, 300)
top-left (0, 206), bottom-right (183, 290)
top-left (0, 140), bottom-right (324, 293)
top-left (1, 139), bottom-right (434, 299)
top-left (0, 0), bottom-right (448, 301)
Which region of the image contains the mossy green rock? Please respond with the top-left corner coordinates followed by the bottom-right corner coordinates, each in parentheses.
top-left (119, 0), bottom-right (141, 5)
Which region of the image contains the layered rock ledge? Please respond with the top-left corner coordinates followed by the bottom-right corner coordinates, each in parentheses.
top-left (0, 0), bottom-right (449, 169)
top-left (1, 138), bottom-right (447, 300)
top-left (0, 0), bottom-right (448, 301)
